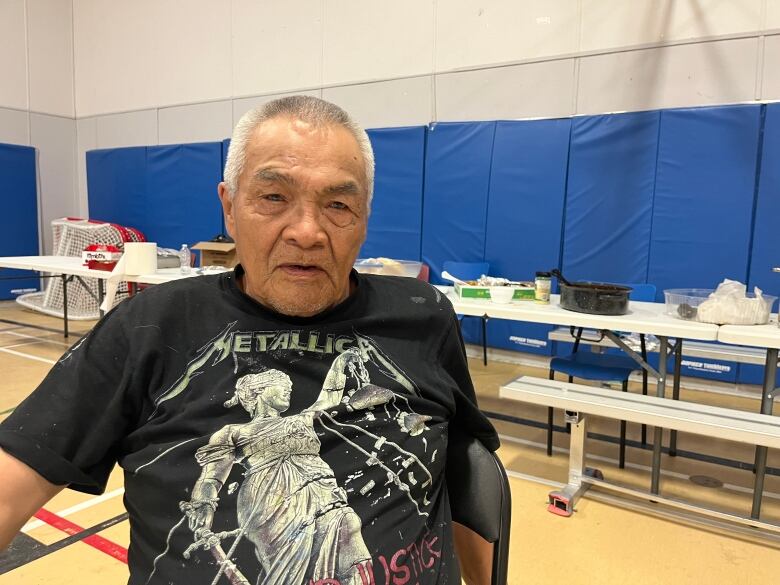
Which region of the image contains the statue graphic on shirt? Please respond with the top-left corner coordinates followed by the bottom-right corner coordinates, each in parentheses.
top-left (179, 348), bottom-right (430, 585)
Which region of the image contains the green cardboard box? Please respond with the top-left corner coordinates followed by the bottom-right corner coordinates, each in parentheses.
top-left (454, 282), bottom-right (535, 301)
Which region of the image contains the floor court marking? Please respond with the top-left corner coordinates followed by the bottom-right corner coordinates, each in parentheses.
top-left (0, 329), bottom-right (71, 347)
top-left (32, 508), bottom-right (128, 563)
top-left (0, 340), bottom-right (47, 351)
top-left (0, 346), bottom-right (56, 365)
top-left (0, 513), bottom-right (128, 574)
top-left (21, 487), bottom-right (125, 533)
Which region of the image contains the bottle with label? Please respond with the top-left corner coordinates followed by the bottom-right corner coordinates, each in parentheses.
top-left (535, 271), bottom-right (551, 304)
top-left (179, 244), bottom-right (191, 274)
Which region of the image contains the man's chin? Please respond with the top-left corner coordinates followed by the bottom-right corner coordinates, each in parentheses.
top-left (267, 285), bottom-right (340, 317)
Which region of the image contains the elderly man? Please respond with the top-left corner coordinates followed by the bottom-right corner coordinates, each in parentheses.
top-left (0, 96), bottom-right (499, 585)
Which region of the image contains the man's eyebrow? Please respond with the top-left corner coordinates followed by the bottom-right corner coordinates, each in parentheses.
top-left (252, 168), bottom-right (296, 186)
top-left (322, 181), bottom-right (361, 195)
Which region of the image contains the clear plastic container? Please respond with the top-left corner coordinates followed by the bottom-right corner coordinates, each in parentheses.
top-left (664, 288), bottom-right (777, 325)
top-left (353, 258), bottom-right (422, 278)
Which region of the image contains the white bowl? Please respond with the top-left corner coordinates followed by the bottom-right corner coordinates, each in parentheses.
top-left (490, 286), bottom-right (514, 304)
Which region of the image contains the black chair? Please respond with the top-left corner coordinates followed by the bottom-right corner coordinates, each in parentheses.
top-left (447, 435), bottom-right (511, 585)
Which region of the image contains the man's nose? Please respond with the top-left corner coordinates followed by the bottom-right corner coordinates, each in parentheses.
top-left (282, 202), bottom-right (327, 248)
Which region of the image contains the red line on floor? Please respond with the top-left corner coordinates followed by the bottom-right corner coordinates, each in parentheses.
top-left (33, 508), bottom-right (128, 564)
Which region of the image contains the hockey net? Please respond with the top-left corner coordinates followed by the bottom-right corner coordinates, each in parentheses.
top-left (16, 218), bottom-right (146, 320)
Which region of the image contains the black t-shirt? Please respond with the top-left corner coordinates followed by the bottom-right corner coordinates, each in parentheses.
top-left (0, 267), bottom-right (498, 585)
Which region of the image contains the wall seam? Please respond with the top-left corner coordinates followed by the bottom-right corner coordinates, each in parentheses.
top-left (644, 112), bottom-right (664, 288)
top-left (69, 0), bottom-right (76, 118)
top-left (481, 122), bottom-right (498, 263)
top-left (745, 104), bottom-right (767, 286)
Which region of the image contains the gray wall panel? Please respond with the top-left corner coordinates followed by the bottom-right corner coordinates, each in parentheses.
top-left (30, 114), bottom-right (77, 254)
top-left (323, 78), bottom-right (433, 129)
top-left (95, 109), bottom-right (158, 149)
top-left (577, 38), bottom-right (759, 114)
top-left (233, 90), bottom-right (322, 126)
top-left (76, 117), bottom-right (96, 217)
top-left (158, 100), bottom-right (233, 144)
top-left (762, 34), bottom-right (780, 100)
top-left (0, 108), bottom-right (30, 145)
top-left (435, 60), bottom-right (575, 122)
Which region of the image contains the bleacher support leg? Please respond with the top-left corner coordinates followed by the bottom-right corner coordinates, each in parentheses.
top-left (751, 348), bottom-right (778, 519)
top-left (548, 411), bottom-right (603, 517)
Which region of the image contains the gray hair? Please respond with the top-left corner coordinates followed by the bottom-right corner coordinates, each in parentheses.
top-left (224, 95), bottom-right (375, 209)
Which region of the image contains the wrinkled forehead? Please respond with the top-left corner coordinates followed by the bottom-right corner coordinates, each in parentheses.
top-left (241, 116), bottom-right (367, 189)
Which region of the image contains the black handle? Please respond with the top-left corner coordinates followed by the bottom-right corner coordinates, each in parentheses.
top-left (550, 268), bottom-right (572, 286)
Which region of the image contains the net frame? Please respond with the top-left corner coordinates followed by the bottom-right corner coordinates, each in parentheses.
top-left (16, 218), bottom-right (146, 320)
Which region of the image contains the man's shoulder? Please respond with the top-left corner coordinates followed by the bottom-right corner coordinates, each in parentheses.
top-left (360, 274), bottom-right (454, 315)
top-left (122, 273), bottom-right (227, 314)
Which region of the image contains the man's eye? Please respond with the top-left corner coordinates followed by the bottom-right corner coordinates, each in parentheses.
top-left (328, 201), bottom-right (348, 210)
top-left (264, 194), bottom-right (285, 202)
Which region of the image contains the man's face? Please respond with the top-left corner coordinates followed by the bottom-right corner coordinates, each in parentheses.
top-left (219, 116), bottom-right (369, 317)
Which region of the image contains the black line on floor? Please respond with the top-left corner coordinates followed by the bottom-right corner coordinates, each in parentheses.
top-left (0, 532), bottom-right (46, 574)
top-left (482, 409), bottom-right (780, 477)
top-left (0, 513), bottom-right (128, 574)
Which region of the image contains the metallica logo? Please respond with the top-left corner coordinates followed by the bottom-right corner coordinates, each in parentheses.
top-left (231, 329), bottom-right (357, 354)
top-left (149, 322), bottom-right (418, 418)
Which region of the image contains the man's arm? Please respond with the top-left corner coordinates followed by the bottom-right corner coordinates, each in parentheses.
top-left (0, 448), bottom-right (64, 551)
top-left (453, 521), bottom-right (494, 585)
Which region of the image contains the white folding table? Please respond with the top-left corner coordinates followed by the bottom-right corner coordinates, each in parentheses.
top-left (440, 287), bottom-right (720, 494)
top-left (0, 256), bottom-right (193, 337)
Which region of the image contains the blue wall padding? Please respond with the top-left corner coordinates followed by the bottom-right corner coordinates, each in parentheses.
top-left (748, 103), bottom-right (780, 298)
top-left (563, 111), bottom-right (660, 283)
top-left (87, 147), bottom-right (147, 233)
top-left (360, 126), bottom-right (426, 261)
top-left (646, 351), bottom-right (738, 383)
top-left (145, 143), bottom-right (223, 249)
top-left (421, 122), bottom-right (496, 285)
top-left (646, 105), bottom-right (762, 383)
top-left (221, 138), bottom-right (230, 178)
top-left (739, 104), bottom-right (780, 385)
top-left (647, 105), bottom-right (761, 297)
top-left (484, 119), bottom-right (572, 355)
top-left (0, 143), bottom-right (39, 299)
top-left (88, 143), bottom-right (223, 249)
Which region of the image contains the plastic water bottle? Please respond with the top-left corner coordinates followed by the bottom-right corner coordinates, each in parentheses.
top-left (179, 244), bottom-right (191, 274)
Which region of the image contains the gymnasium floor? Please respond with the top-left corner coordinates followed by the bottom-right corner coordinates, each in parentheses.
top-left (0, 300), bottom-right (779, 584)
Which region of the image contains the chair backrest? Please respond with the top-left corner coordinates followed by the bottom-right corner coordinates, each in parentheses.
top-left (447, 434), bottom-right (511, 585)
top-left (624, 283), bottom-right (656, 302)
top-left (442, 261), bottom-right (490, 282)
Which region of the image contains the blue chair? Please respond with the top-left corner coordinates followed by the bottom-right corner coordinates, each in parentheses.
top-left (547, 284), bottom-right (657, 468)
top-left (443, 261), bottom-right (490, 366)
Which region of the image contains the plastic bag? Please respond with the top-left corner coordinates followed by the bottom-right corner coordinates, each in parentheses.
top-left (696, 279), bottom-right (772, 325)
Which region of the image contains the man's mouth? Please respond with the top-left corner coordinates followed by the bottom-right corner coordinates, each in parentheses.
top-left (279, 264), bottom-right (325, 277)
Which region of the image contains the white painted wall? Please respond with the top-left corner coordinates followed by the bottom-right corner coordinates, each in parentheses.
top-left (0, 0), bottom-right (77, 254)
top-left (4, 0), bottom-right (780, 249)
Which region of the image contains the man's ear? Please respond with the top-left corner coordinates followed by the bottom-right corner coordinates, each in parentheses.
top-left (218, 182), bottom-right (236, 238)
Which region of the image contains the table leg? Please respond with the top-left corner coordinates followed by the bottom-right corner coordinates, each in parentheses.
top-left (61, 274), bottom-right (69, 339)
top-left (669, 338), bottom-right (683, 457)
top-left (751, 347), bottom-right (778, 519)
top-left (98, 279), bottom-right (105, 318)
top-left (651, 336), bottom-right (669, 494)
